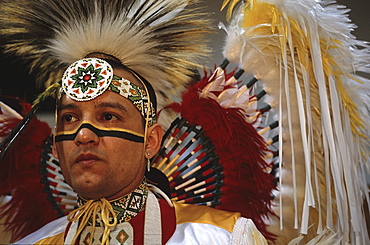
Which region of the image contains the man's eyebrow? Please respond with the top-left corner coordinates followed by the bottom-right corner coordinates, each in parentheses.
top-left (95, 102), bottom-right (128, 112)
top-left (57, 103), bottom-right (78, 111)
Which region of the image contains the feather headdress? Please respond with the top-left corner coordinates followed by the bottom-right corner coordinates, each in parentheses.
top-left (0, 0), bottom-right (212, 112)
top-left (222, 0), bottom-right (370, 244)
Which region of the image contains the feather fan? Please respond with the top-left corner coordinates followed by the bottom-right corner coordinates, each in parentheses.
top-left (164, 68), bottom-right (277, 240)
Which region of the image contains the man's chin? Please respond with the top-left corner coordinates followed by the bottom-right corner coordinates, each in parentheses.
top-left (71, 179), bottom-right (109, 200)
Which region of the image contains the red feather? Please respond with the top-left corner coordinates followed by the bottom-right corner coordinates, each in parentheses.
top-left (166, 70), bottom-right (277, 240)
top-left (0, 100), bottom-right (57, 242)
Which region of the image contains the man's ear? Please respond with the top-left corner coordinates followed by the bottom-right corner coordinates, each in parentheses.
top-left (51, 126), bottom-right (59, 159)
top-left (145, 123), bottom-right (163, 158)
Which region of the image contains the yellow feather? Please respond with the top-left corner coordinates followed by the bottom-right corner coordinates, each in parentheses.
top-left (221, 0), bottom-right (244, 20)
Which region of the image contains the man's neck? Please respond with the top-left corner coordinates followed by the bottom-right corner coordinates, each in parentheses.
top-left (77, 178), bottom-right (149, 225)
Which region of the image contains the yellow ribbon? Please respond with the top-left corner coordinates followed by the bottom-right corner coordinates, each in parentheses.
top-left (67, 198), bottom-right (118, 245)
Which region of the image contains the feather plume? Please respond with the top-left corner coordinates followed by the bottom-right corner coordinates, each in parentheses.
top-left (0, 0), bottom-right (213, 115)
top-left (222, 0), bottom-right (370, 244)
top-left (0, 100), bottom-right (56, 242)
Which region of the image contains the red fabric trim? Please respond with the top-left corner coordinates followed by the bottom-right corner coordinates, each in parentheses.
top-left (130, 198), bottom-right (176, 245)
top-left (63, 221), bottom-right (73, 242)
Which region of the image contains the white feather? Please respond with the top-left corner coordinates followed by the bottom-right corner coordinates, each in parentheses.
top-left (222, 0), bottom-right (370, 243)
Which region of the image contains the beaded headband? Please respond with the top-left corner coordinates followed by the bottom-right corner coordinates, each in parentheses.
top-left (62, 58), bottom-right (156, 126)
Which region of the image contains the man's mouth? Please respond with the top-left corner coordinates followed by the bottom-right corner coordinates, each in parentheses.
top-left (75, 153), bottom-right (101, 166)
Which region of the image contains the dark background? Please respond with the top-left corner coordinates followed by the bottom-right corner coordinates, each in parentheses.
top-left (0, 0), bottom-right (369, 111)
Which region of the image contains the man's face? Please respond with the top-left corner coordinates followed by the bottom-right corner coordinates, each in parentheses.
top-left (53, 69), bottom-right (150, 200)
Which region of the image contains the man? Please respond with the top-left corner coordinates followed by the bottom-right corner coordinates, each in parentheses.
top-left (9, 55), bottom-right (267, 244)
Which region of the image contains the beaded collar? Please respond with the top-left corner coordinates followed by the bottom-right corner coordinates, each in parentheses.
top-left (76, 179), bottom-right (148, 227)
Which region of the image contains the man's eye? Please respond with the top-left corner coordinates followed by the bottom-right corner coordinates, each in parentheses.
top-left (62, 114), bottom-right (77, 123)
top-left (103, 113), bottom-right (117, 121)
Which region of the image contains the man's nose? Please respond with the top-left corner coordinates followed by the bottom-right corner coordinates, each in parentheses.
top-left (74, 127), bottom-right (99, 145)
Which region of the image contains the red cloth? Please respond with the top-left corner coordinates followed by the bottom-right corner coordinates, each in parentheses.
top-left (130, 199), bottom-right (176, 245)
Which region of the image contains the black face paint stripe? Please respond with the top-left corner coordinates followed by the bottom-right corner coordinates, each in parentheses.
top-left (55, 123), bottom-right (144, 143)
